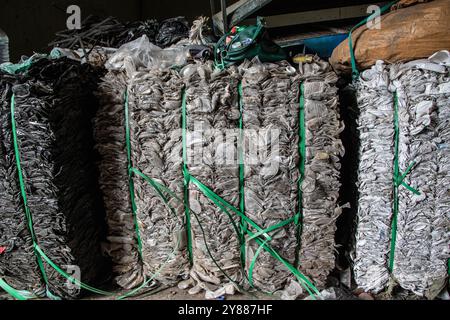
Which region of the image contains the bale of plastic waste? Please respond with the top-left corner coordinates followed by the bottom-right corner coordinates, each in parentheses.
top-left (127, 66), bottom-right (190, 289)
top-left (353, 51), bottom-right (450, 299)
top-left (353, 61), bottom-right (394, 293)
top-left (178, 61), bottom-right (243, 299)
top-left (94, 35), bottom-right (192, 290)
top-left (0, 56), bottom-right (109, 299)
top-left (239, 57), bottom-right (343, 298)
top-left (94, 69), bottom-right (144, 290)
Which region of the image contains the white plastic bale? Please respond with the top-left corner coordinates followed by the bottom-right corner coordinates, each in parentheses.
top-left (390, 57), bottom-right (450, 299)
top-left (354, 52), bottom-right (450, 298)
top-left (298, 58), bottom-right (344, 288)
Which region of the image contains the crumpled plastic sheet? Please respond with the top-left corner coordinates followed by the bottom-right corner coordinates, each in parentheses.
top-left (354, 52), bottom-right (450, 298)
top-left (239, 57), bottom-right (343, 297)
top-left (128, 67), bottom-right (190, 288)
top-left (94, 70), bottom-right (144, 290)
top-left (106, 36), bottom-right (189, 72)
top-left (178, 62), bottom-right (243, 299)
top-left (0, 57), bottom-right (109, 299)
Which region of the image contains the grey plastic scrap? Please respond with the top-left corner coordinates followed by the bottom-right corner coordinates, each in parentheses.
top-left (354, 51), bottom-right (450, 298)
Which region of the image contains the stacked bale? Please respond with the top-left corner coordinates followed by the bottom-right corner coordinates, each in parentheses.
top-left (0, 57), bottom-right (109, 299)
top-left (297, 58), bottom-right (344, 288)
top-left (94, 39), bottom-right (344, 298)
top-left (94, 70), bottom-right (144, 290)
top-left (239, 58), bottom-right (343, 297)
top-left (354, 52), bottom-right (450, 299)
top-left (391, 56), bottom-right (450, 298)
top-left (128, 67), bottom-right (189, 288)
top-left (181, 62), bottom-right (243, 298)
top-left (0, 72), bottom-right (43, 297)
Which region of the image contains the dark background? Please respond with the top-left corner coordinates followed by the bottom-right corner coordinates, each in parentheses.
top-left (0, 0), bottom-right (376, 61)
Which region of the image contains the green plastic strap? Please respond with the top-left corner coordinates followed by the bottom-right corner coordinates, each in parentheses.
top-left (181, 88), bottom-right (194, 264)
top-left (349, 0), bottom-right (399, 81)
top-left (237, 81), bottom-right (248, 269)
top-left (389, 91), bottom-right (400, 272)
top-left (124, 91), bottom-right (144, 258)
top-left (294, 82), bottom-right (306, 268)
top-left (394, 160), bottom-right (421, 196)
top-left (10, 94), bottom-right (58, 299)
top-left (246, 217), bottom-right (295, 242)
top-left (0, 278), bottom-right (31, 300)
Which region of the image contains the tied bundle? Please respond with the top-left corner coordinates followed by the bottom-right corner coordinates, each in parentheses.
top-left (0, 57), bottom-right (109, 299)
top-left (354, 52), bottom-right (450, 299)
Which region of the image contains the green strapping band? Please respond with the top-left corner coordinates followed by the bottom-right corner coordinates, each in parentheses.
top-left (0, 278), bottom-right (35, 300)
top-left (181, 88), bottom-right (194, 264)
top-left (349, 0), bottom-right (399, 81)
top-left (294, 82), bottom-right (305, 268)
top-left (238, 81), bottom-right (248, 269)
top-left (389, 91), bottom-right (420, 272)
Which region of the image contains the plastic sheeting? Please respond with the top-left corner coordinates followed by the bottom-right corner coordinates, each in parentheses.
top-left (354, 51), bottom-right (450, 299)
top-left (0, 57), bottom-right (109, 299)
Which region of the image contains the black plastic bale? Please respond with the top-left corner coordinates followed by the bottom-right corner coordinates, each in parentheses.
top-left (0, 57), bottom-right (111, 299)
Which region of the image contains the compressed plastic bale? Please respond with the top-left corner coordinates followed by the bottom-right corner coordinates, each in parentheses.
top-left (94, 70), bottom-right (144, 290)
top-left (390, 56), bottom-right (450, 298)
top-left (353, 52), bottom-right (450, 298)
top-left (127, 67), bottom-right (189, 287)
top-left (180, 61), bottom-right (243, 298)
top-left (353, 61), bottom-right (394, 293)
top-left (297, 57), bottom-right (344, 288)
top-left (93, 35), bottom-right (194, 291)
top-left (0, 57), bottom-right (109, 299)
top-left (239, 58), bottom-right (343, 297)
